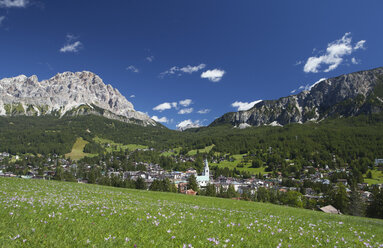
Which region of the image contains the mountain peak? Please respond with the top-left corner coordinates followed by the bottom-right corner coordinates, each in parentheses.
top-left (0, 71), bottom-right (156, 126)
top-left (211, 67), bottom-right (383, 128)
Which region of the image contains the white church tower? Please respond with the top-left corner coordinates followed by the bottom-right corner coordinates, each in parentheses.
top-left (197, 159), bottom-right (210, 187)
top-left (202, 159), bottom-right (209, 177)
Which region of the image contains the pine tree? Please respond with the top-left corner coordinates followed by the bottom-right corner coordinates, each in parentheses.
top-left (330, 183), bottom-right (349, 214)
top-left (54, 166), bottom-right (64, 181)
top-left (135, 177), bottom-right (147, 190)
top-left (205, 183), bottom-right (216, 197)
top-left (367, 171), bottom-right (373, 179)
top-left (149, 179), bottom-right (161, 191)
top-left (367, 186), bottom-right (383, 219)
top-left (187, 174), bottom-right (199, 191)
top-left (257, 187), bottom-right (269, 202)
top-left (348, 188), bottom-right (365, 217)
top-left (226, 185), bottom-right (238, 198)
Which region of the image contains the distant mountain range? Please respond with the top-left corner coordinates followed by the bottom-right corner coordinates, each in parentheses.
top-left (1, 67), bottom-right (383, 130)
top-left (0, 71), bottom-right (156, 126)
top-left (211, 67), bottom-right (383, 128)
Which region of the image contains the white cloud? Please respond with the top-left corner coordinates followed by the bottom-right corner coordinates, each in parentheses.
top-left (126, 65), bottom-right (139, 73)
top-left (197, 109), bottom-right (210, 114)
top-left (153, 102), bottom-right (173, 112)
top-left (65, 34), bottom-right (78, 42)
top-left (60, 41), bottom-right (82, 53)
top-left (0, 16), bottom-right (4, 25)
top-left (0, 0), bottom-right (28, 8)
top-left (160, 64), bottom-right (206, 78)
top-left (160, 66), bottom-right (177, 76)
top-left (303, 32), bottom-right (366, 73)
top-left (151, 115), bottom-right (168, 123)
top-left (201, 69), bottom-right (225, 82)
top-left (59, 34), bottom-right (83, 53)
top-left (351, 57), bottom-right (359, 65)
top-left (176, 119), bottom-right (202, 131)
top-left (180, 64), bottom-right (206, 74)
top-left (231, 100), bottom-right (262, 111)
top-left (130, 94), bottom-right (135, 98)
top-left (178, 108), bottom-right (193, 114)
top-left (354, 40), bottom-right (366, 50)
top-left (179, 99), bottom-right (192, 107)
top-left (153, 100), bottom-right (194, 112)
top-left (146, 56), bottom-right (154, 62)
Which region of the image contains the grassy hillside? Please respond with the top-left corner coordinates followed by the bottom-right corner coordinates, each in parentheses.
top-left (211, 154), bottom-right (267, 174)
top-left (1, 114), bottom-right (383, 176)
top-left (1, 177), bottom-right (383, 247)
top-left (187, 145), bottom-right (215, 156)
top-left (364, 169), bottom-right (383, 185)
top-left (65, 137), bottom-right (97, 160)
top-left (93, 136), bottom-right (148, 153)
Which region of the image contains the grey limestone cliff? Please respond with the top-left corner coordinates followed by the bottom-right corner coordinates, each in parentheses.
top-left (211, 67), bottom-right (383, 127)
top-left (0, 71), bottom-right (156, 126)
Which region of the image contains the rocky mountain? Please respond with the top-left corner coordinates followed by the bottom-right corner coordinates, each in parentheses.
top-left (211, 67), bottom-right (383, 127)
top-left (0, 71), bottom-right (156, 126)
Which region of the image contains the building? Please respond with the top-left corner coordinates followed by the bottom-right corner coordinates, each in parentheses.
top-left (197, 159), bottom-right (210, 187)
top-left (319, 205), bottom-right (341, 214)
top-left (375, 159), bottom-right (383, 166)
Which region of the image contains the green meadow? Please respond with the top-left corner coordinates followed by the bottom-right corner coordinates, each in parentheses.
top-left (93, 136), bottom-right (148, 153)
top-left (364, 169), bottom-right (383, 185)
top-left (64, 137), bottom-right (96, 161)
top-left (211, 154), bottom-right (267, 175)
top-left (187, 145), bottom-right (215, 156)
top-left (1, 177), bottom-right (383, 247)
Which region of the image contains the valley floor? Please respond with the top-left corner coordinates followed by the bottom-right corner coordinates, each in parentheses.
top-left (1, 177), bottom-right (383, 247)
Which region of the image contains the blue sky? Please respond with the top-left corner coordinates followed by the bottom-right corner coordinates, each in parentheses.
top-left (1, 0), bottom-right (382, 129)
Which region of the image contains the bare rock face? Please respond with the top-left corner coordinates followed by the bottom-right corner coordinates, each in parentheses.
top-left (212, 67), bottom-right (383, 127)
top-left (0, 71), bottom-right (156, 126)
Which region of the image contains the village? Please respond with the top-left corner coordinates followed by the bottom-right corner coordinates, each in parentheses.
top-left (1, 149), bottom-right (382, 214)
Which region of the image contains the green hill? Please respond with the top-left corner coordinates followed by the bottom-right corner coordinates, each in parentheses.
top-left (1, 177), bottom-right (382, 247)
top-left (1, 114), bottom-right (383, 177)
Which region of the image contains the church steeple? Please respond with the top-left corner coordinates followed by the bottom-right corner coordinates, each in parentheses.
top-left (203, 159), bottom-right (209, 177)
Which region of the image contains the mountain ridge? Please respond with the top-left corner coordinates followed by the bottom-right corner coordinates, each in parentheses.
top-left (210, 66), bottom-right (383, 128)
top-left (0, 71), bottom-right (156, 126)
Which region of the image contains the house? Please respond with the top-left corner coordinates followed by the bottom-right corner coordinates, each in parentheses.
top-left (185, 168), bottom-right (197, 177)
top-left (337, 179), bottom-right (348, 186)
top-left (375, 159), bottom-right (383, 166)
top-left (279, 188), bottom-right (288, 193)
top-left (77, 179), bottom-right (88, 184)
top-left (361, 191), bottom-right (372, 200)
top-left (185, 189), bottom-right (197, 195)
top-left (1, 152), bottom-right (9, 157)
top-left (319, 205), bottom-right (341, 214)
top-left (305, 188), bottom-right (316, 195)
top-left (177, 182), bottom-right (188, 194)
top-left (171, 171), bottom-right (184, 180)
